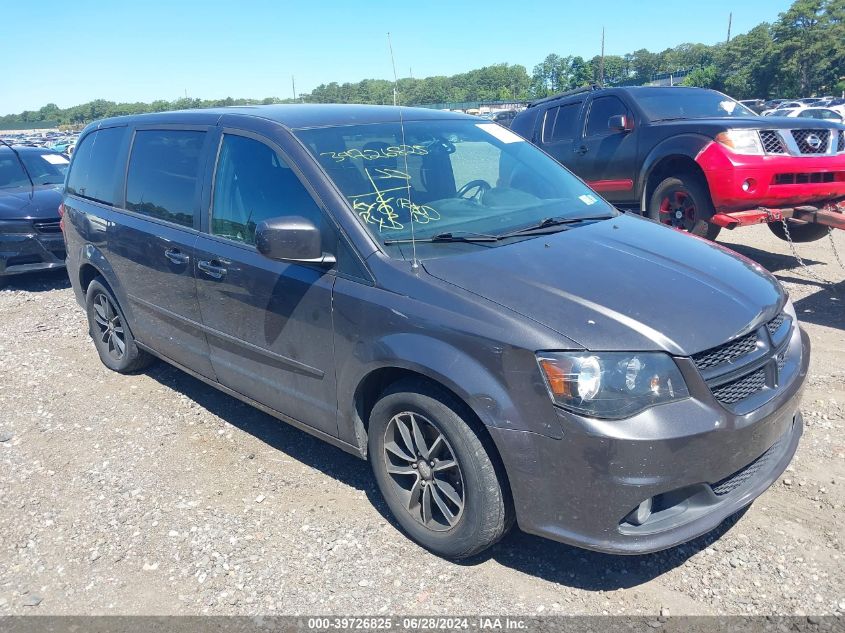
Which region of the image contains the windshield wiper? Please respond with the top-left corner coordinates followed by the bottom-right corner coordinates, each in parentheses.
top-left (497, 215), bottom-right (611, 239)
top-left (651, 116), bottom-right (689, 122)
top-left (383, 230), bottom-right (499, 245)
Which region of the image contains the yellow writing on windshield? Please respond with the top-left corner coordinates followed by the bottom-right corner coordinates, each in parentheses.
top-left (321, 144), bottom-right (429, 163)
top-left (350, 168), bottom-right (440, 232)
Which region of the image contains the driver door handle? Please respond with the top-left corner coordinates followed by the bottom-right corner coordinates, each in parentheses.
top-left (164, 248), bottom-right (190, 264)
top-left (198, 260), bottom-right (227, 279)
top-left (574, 145), bottom-right (589, 156)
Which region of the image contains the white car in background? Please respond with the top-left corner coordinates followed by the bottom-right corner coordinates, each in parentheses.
top-left (761, 101), bottom-right (803, 116)
top-left (786, 107), bottom-right (843, 122)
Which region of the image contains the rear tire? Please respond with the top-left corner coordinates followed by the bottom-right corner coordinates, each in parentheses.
top-left (85, 277), bottom-right (153, 373)
top-left (648, 174), bottom-right (721, 240)
top-left (768, 220), bottom-right (829, 243)
top-left (368, 378), bottom-right (512, 559)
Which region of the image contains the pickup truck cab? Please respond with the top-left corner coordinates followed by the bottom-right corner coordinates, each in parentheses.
top-left (511, 85), bottom-right (845, 241)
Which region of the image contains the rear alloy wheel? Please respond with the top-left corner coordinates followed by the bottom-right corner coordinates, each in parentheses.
top-left (648, 175), bottom-right (721, 240)
top-left (369, 378), bottom-right (511, 559)
top-left (85, 277), bottom-right (153, 373)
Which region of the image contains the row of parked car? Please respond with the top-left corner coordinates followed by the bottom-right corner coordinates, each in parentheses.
top-left (0, 131), bottom-right (80, 155)
top-left (739, 97), bottom-right (845, 121)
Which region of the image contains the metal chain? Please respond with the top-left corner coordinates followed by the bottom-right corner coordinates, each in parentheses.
top-left (779, 216), bottom-right (834, 286)
top-left (828, 226), bottom-right (845, 272)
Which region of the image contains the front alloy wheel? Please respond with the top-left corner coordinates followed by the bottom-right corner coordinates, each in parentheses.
top-left (648, 174), bottom-right (721, 240)
top-left (383, 411), bottom-right (465, 531)
top-left (368, 378), bottom-right (511, 559)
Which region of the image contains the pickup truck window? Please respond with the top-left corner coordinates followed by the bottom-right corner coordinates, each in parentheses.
top-left (637, 89), bottom-right (756, 121)
top-left (542, 102), bottom-right (581, 143)
top-left (586, 96), bottom-right (629, 137)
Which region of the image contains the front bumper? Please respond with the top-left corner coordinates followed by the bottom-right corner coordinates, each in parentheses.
top-left (696, 142), bottom-right (845, 212)
top-left (492, 326), bottom-right (810, 555)
top-left (0, 230), bottom-right (66, 277)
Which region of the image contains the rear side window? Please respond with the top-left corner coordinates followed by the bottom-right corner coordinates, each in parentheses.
top-left (211, 134), bottom-right (324, 245)
top-left (66, 127), bottom-right (126, 205)
top-left (125, 130), bottom-right (205, 228)
top-left (585, 96), bottom-right (629, 137)
top-left (544, 102), bottom-right (582, 142)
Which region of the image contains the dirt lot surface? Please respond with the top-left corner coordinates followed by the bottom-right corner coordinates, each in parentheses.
top-left (0, 224), bottom-right (843, 617)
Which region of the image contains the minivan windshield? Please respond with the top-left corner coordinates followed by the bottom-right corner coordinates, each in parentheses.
top-left (637, 89), bottom-right (757, 121)
top-left (296, 119), bottom-right (616, 258)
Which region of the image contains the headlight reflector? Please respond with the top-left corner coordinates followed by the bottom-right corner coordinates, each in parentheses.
top-left (715, 130), bottom-right (764, 155)
top-left (537, 352), bottom-right (690, 419)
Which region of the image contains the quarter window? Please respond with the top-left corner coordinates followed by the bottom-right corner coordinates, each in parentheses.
top-left (211, 134), bottom-right (323, 245)
top-left (125, 130), bottom-right (205, 227)
top-left (66, 127), bottom-right (126, 205)
top-left (585, 96), bottom-right (629, 137)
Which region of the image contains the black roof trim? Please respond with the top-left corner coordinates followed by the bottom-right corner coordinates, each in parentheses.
top-left (528, 83), bottom-right (603, 108)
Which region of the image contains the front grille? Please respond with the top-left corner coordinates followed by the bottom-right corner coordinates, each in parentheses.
top-left (695, 313), bottom-right (791, 407)
top-left (760, 130), bottom-right (785, 154)
top-left (767, 313), bottom-right (786, 335)
top-left (773, 172), bottom-right (838, 185)
top-left (711, 432), bottom-right (786, 496)
top-left (711, 368), bottom-right (767, 405)
top-left (33, 219), bottom-right (62, 233)
top-left (791, 129), bottom-right (830, 154)
top-left (839, 131), bottom-right (845, 153)
top-left (692, 331), bottom-right (758, 371)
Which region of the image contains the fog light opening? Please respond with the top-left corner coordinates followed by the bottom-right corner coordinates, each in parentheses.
top-left (626, 497), bottom-right (653, 526)
top-left (741, 178), bottom-right (756, 192)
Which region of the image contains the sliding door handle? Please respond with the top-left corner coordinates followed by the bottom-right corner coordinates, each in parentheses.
top-left (164, 248), bottom-right (189, 264)
top-left (197, 260), bottom-right (227, 279)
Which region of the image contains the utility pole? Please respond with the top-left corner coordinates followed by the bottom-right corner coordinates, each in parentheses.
top-left (727, 12), bottom-right (732, 43)
top-left (599, 27), bottom-right (605, 85)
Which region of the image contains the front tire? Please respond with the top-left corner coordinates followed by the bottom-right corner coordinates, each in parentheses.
top-left (368, 378), bottom-right (511, 559)
top-left (648, 174), bottom-right (721, 240)
top-left (85, 277), bottom-right (153, 373)
top-left (768, 220), bottom-right (829, 243)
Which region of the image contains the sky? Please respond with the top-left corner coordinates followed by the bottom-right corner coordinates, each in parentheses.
top-left (1, 0), bottom-right (795, 116)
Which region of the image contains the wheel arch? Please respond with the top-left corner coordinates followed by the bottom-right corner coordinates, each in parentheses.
top-left (352, 363), bottom-right (515, 512)
top-left (637, 134), bottom-right (714, 212)
top-left (75, 244), bottom-right (135, 324)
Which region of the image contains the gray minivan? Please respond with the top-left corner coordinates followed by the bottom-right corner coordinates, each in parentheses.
top-left (62, 105), bottom-right (808, 559)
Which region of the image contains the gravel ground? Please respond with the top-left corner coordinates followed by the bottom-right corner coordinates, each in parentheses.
top-left (0, 223), bottom-right (843, 617)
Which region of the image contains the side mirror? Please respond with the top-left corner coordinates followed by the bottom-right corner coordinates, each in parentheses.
top-left (255, 216), bottom-right (335, 265)
top-left (608, 114), bottom-right (631, 132)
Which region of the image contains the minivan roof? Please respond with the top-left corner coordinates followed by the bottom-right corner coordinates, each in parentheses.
top-left (87, 104), bottom-right (476, 132)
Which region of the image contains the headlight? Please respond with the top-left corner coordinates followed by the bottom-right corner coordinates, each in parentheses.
top-left (0, 219), bottom-right (34, 234)
top-left (715, 129), bottom-right (764, 155)
top-left (537, 352), bottom-right (690, 419)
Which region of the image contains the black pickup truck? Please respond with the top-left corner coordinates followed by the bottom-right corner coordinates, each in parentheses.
top-left (511, 85), bottom-right (845, 241)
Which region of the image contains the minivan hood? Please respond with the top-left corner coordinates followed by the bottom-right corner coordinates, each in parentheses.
top-left (422, 214), bottom-right (785, 356)
top-left (0, 185), bottom-right (63, 220)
